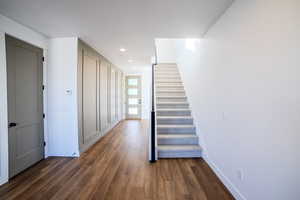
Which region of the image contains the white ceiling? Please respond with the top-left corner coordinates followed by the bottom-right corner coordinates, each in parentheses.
top-left (0, 0), bottom-right (233, 69)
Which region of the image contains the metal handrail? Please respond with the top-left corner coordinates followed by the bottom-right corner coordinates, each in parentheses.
top-left (150, 63), bottom-right (156, 162)
top-left (150, 45), bottom-right (158, 163)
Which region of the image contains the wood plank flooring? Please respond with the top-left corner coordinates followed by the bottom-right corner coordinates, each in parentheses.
top-left (0, 120), bottom-right (234, 200)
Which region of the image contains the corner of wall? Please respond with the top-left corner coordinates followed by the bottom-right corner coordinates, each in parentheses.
top-left (0, 31), bottom-right (9, 186)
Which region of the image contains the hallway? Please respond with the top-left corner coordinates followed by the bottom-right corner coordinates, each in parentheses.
top-left (0, 120), bottom-right (233, 200)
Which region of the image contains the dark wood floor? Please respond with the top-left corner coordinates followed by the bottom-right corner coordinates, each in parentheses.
top-left (0, 120), bottom-right (234, 200)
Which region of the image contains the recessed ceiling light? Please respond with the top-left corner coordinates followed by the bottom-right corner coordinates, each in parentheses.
top-left (120, 48), bottom-right (126, 52)
top-left (128, 59), bottom-right (133, 63)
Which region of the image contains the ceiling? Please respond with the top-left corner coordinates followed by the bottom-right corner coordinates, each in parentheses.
top-left (0, 0), bottom-right (233, 69)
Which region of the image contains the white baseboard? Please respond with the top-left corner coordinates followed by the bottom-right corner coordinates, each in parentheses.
top-left (203, 154), bottom-right (247, 200)
top-left (0, 177), bottom-right (8, 186)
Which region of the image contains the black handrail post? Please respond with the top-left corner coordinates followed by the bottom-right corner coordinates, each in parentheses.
top-left (150, 63), bottom-right (156, 163)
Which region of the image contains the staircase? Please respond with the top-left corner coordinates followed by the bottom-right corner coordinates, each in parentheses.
top-left (155, 64), bottom-right (202, 158)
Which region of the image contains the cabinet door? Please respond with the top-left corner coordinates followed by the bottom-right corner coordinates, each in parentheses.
top-left (115, 72), bottom-right (118, 121)
top-left (100, 59), bottom-right (108, 131)
top-left (121, 72), bottom-right (124, 119)
top-left (110, 69), bottom-right (116, 123)
top-left (82, 54), bottom-right (98, 143)
top-left (117, 71), bottom-right (122, 120)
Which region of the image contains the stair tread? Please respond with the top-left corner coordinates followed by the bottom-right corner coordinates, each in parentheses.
top-left (155, 76), bottom-right (180, 78)
top-left (158, 134), bottom-right (197, 138)
top-left (155, 74), bottom-right (180, 76)
top-left (156, 76), bottom-right (180, 77)
top-left (158, 145), bottom-right (201, 151)
top-left (157, 102), bottom-right (188, 104)
top-left (156, 80), bottom-right (181, 81)
top-left (157, 116), bottom-right (192, 119)
top-left (156, 96), bottom-right (187, 98)
top-left (157, 108), bottom-right (190, 111)
top-left (156, 89), bottom-right (184, 90)
top-left (156, 90), bottom-right (185, 92)
top-left (157, 125), bottom-right (195, 128)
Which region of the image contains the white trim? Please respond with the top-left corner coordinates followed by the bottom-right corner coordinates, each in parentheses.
top-left (203, 153), bottom-right (247, 200)
top-left (0, 31), bottom-right (9, 186)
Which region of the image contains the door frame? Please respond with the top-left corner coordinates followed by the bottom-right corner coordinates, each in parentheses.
top-left (125, 75), bottom-right (142, 119)
top-left (0, 31), bottom-right (47, 185)
top-left (6, 35), bottom-right (45, 178)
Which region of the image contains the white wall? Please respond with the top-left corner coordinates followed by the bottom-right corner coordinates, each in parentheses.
top-left (157, 1), bottom-right (300, 199)
top-left (156, 39), bottom-right (177, 63)
top-left (47, 37), bottom-right (79, 157)
top-left (0, 14), bottom-right (48, 185)
top-left (122, 66), bottom-right (151, 119)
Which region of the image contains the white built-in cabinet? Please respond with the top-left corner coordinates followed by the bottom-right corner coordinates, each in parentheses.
top-left (78, 40), bottom-right (124, 152)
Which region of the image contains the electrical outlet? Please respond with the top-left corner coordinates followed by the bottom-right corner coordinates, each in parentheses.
top-left (237, 169), bottom-right (244, 181)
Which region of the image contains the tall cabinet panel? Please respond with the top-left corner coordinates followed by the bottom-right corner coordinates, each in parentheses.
top-left (107, 65), bottom-right (111, 124)
top-left (82, 54), bottom-right (99, 143)
top-left (110, 69), bottom-right (116, 123)
top-left (116, 71), bottom-right (122, 121)
top-left (100, 58), bottom-right (109, 132)
top-left (78, 41), bottom-right (101, 152)
top-left (77, 39), bottom-right (124, 153)
top-left (115, 71), bottom-right (119, 121)
top-left (121, 72), bottom-right (125, 119)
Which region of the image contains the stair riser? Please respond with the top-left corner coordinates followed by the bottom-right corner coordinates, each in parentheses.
top-left (155, 74), bottom-right (180, 77)
top-left (156, 82), bottom-right (182, 85)
top-left (157, 110), bottom-right (191, 116)
top-left (158, 151), bottom-right (202, 158)
top-left (156, 87), bottom-right (184, 91)
top-left (156, 82), bottom-right (183, 85)
top-left (155, 79), bottom-right (181, 82)
top-left (155, 70), bottom-right (179, 73)
top-left (157, 118), bottom-right (193, 125)
top-left (158, 137), bottom-right (198, 145)
top-left (156, 92), bottom-right (185, 96)
top-left (156, 66), bottom-right (177, 69)
top-left (155, 73), bottom-right (180, 77)
top-left (155, 71), bottom-right (179, 74)
top-left (155, 66), bottom-right (178, 69)
top-left (157, 97), bottom-right (187, 102)
top-left (156, 91), bottom-right (186, 94)
top-left (155, 72), bottom-right (180, 75)
top-left (157, 127), bottom-right (195, 134)
top-left (156, 104), bottom-right (189, 109)
top-left (156, 85), bottom-right (184, 89)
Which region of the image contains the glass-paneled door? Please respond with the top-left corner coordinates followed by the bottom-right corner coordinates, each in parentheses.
top-left (125, 75), bottom-right (141, 119)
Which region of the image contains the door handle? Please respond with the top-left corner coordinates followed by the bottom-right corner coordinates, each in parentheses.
top-left (138, 99), bottom-right (142, 104)
top-left (8, 122), bottom-right (17, 128)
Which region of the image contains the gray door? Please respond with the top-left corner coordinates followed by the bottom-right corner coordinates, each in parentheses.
top-left (6, 35), bottom-right (44, 178)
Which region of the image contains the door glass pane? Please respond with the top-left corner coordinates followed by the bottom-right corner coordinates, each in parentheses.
top-left (128, 88), bottom-right (138, 95)
top-left (128, 107), bottom-right (138, 115)
top-left (128, 78), bottom-right (138, 86)
top-left (128, 98), bottom-right (138, 105)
